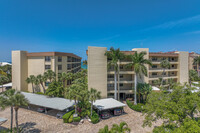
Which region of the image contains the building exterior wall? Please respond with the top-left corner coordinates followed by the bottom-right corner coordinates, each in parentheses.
top-left (88, 46), bottom-right (107, 98)
top-left (176, 51), bottom-right (189, 83)
top-left (12, 51), bottom-right (81, 93)
top-left (12, 51), bottom-right (28, 91)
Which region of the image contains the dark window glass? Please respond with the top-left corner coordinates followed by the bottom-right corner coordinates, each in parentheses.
top-left (45, 65), bottom-right (51, 70)
top-left (45, 82), bottom-right (50, 86)
top-left (58, 56), bottom-right (62, 62)
top-left (45, 56), bottom-right (51, 62)
top-left (58, 65), bottom-right (62, 70)
top-left (120, 83), bottom-right (123, 87)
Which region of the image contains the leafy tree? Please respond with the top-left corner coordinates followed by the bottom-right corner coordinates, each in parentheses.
top-left (193, 56), bottom-right (200, 77)
top-left (45, 81), bottom-right (64, 97)
top-left (36, 74), bottom-right (46, 93)
top-left (44, 70), bottom-right (56, 83)
top-left (189, 70), bottom-right (198, 86)
top-left (153, 78), bottom-right (163, 88)
top-left (83, 60), bottom-right (87, 66)
top-left (167, 78), bottom-right (176, 90)
top-left (26, 75), bottom-right (36, 93)
top-left (12, 91), bottom-right (29, 133)
top-left (0, 76), bottom-right (9, 92)
top-left (105, 47), bottom-right (125, 100)
top-left (126, 52), bottom-right (152, 105)
top-left (143, 84), bottom-right (200, 131)
top-left (89, 88), bottom-right (101, 117)
top-left (160, 59), bottom-right (170, 86)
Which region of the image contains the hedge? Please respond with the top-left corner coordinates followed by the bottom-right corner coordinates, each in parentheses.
top-left (62, 110), bottom-right (75, 123)
top-left (73, 116), bottom-right (81, 122)
top-left (91, 112), bottom-right (100, 124)
top-left (126, 100), bottom-right (144, 112)
top-left (68, 114), bottom-right (73, 123)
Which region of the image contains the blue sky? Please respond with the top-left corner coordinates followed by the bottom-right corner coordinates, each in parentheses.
top-left (0, 0), bottom-right (200, 61)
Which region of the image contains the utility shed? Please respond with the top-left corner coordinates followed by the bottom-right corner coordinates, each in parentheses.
top-left (21, 92), bottom-right (74, 111)
top-left (93, 98), bottom-right (126, 111)
top-left (0, 118), bottom-right (7, 125)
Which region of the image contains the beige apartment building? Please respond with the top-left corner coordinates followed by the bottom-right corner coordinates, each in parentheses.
top-left (87, 46), bottom-right (190, 99)
top-left (12, 51), bottom-right (81, 92)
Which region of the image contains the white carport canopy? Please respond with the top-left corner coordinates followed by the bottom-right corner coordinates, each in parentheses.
top-left (0, 118), bottom-right (7, 125)
top-left (21, 92), bottom-right (74, 111)
top-left (152, 86), bottom-right (160, 91)
top-left (93, 98), bottom-right (126, 111)
top-left (0, 82), bottom-right (12, 88)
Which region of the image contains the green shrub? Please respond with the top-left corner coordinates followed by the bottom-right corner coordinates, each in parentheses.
top-left (62, 110), bottom-right (75, 123)
top-left (35, 92), bottom-right (44, 95)
top-left (126, 100), bottom-right (144, 112)
top-left (73, 116), bottom-right (81, 122)
top-left (68, 114), bottom-right (73, 123)
top-left (91, 111), bottom-right (100, 124)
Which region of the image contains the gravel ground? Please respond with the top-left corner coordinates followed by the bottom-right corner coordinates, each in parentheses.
top-left (0, 105), bottom-right (161, 133)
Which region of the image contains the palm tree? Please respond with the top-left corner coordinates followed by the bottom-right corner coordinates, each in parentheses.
top-left (111, 122), bottom-right (131, 133)
top-left (26, 75), bottom-right (36, 93)
top-left (126, 52), bottom-right (152, 105)
top-left (37, 74), bottom-right (46, 93)
top-left (83, 60), bottom-right (87, 65)
top-left (193, 56), bottom-right (200, 77)
top-left (65, 84), bottom-right (82, 114)
top-left (89, 88), bottom-right (101, 117)
top-left (189, 70), bottom-right (198, 86)
top-left (0, 76), bottom-right (9, 92)
top-left (98, 125), bottom-right (111, 133)
top-left (58, 72), bottom-right (68, 88)
top-left (168, 78), bottom-right (175, 90)
top-left (160, 59), bottom-right (170, 86)
top-left (105, 47), bottom-right (125, 100)
top-left (2, 89), bottom-right (16, 131)
top-left (154, 78), bottom-right (163, 88)
top-left (12, 91), bottom-right (29, 133)
top-left (44, 70), bottom-right (56, 83)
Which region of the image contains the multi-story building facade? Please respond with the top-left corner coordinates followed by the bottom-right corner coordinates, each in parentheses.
top-left (12, 51), bottom-right (81, 92)
top-left (189, 52), bottom-right (200, 77)
top-left (87, 46), bottom-right (189, 99)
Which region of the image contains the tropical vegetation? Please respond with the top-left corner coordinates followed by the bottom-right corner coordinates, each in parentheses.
top-left (160, 59), bottom-right (170, 86)
top-left (105, 47), bottom-right (125, 100)
top-left (98, 122), bottom-right (131, 133)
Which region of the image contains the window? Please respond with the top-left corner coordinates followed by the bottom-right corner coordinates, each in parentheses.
top-left (108, 84), bottom-right (114, 87)
top-left (171, 72), bottom-right (175, 75)
top-left (45, 65), bottom-right (51, 70)
top-left (152, 65), bottom-right (157, 68)
top-left (108, 75), bottom-right (114, 78)
top-left (45, 56), bottom-right (51, 62)
top-left (120, 75), bottom-right (123, 78)
top-left (120, 65), bottom-right (123, 69)
top-left (58, 65), bottom-right (62, 70)
top-left (152, 57), bottom-right (157, 61)
top-left (171, 58), bottom-right (175, 61)
top-left (45, 82), bottom-right (50, 87)
top-left (58, 56), bottom-right (62, 62)
top-left (120, 83), bottom-right (123, 87)
top-left (152, 72), bottom-right (157, 75)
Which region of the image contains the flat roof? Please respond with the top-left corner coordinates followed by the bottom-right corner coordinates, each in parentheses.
top-left (0, 82), bottom-right (12, 88)
top-left (0, 118), bottom-right (7, 125)
top-left (93, 98), bottom-right (126, 111)
top-left (21, 92), bottom-right (75, 111)
top-left (27, 52), bottom-right (81, 59)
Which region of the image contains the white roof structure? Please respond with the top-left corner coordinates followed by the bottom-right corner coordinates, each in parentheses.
top-left (93, 98), bottom-right (126, 111)
top-left (21, 92), bottom-right (75, 111)
top-left (0, 82), bottom-right (12, 88)
top-left (0, 118), bottom-right (7, 125)
top-left (152, 86), bottom-right (160, 91)
top-left (0, 62), bottom-right (11, 66)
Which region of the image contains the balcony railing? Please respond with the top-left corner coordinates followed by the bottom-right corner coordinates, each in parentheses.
top-left (149, 68), bottom-right (177, 70)
top-left (151, 60), bottom-right (178, 62)
top-left (149, 75), bottom-right (177, 78)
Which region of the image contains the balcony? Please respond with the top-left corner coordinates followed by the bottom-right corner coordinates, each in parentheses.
top-left (149, 75), bottom-right (178, 79)
top-left (149, 68), bottom-right (178, 72)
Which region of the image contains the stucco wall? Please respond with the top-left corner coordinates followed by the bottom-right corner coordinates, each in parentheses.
top-left (88, 46), bottom-right (107, 98)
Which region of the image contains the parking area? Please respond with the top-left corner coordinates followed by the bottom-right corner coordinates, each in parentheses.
top-left (0, 104), bottom-right (161, 133)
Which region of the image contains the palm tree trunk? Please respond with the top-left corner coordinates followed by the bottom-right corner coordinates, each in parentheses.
top-left (75, 99), bottom-right (77, 114)
top-left (10, 106), bottom-right (13, 132)
top-left (117, 60), bottom-right (120, 101)
top-left (134, 74), bottom-right (137, 105)
top-left (15, 108), bottom-right (19, 133)
top-left (91, 102), bottom-right (93, 117)
top-left (114, 71), bottom-right (117, 100)
top-left (32, 83), bottom-right (34, 93)
top-left (41, 83), bottom-right (46, 93)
